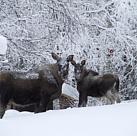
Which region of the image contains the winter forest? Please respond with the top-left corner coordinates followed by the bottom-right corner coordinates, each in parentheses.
top-left (0, 0), bottom-right (137, 104)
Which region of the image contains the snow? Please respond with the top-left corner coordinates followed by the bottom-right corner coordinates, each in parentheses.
top-left (0, 36), bottom-right (7, 55)
top-left (1, 101), bottom-right (137, 136)
top-left (62, 83), bottom-right (79, 100)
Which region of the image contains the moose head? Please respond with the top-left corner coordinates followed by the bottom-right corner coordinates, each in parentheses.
top-left (71, 59), bottom-right (86, 82)
top-left (71, 59), bottom-right (98, 83)
top-left (52, 53), bottom-right (74, 81)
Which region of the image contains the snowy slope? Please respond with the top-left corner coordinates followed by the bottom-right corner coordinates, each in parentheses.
top-left (0, 101), bottom-right (137, 136)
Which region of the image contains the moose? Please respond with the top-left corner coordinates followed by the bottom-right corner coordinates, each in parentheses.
top-left (71, 59), bottom-right (121, 107)
top-left (0, 53), bottom-right (74, 118)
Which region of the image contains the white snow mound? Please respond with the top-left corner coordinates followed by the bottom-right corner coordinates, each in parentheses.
top-left (0, 101), bottom-right (137, 136)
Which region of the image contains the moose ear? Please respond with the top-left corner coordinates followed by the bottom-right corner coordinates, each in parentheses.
top-left (71, 60), bottom-right (76, 66)
top-left (81, 60), bottom-right (86, 66)
top-left (67, 55), bottom-right (74, 62)
top-left (51, 52), bottom-right (60, 61)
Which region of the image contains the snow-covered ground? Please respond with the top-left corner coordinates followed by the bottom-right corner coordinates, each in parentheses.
top-left (0, 100), bottom-right (137, 136)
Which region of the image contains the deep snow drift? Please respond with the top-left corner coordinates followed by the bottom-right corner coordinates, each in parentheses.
top-left (0, 101), bottom-right (137, 136)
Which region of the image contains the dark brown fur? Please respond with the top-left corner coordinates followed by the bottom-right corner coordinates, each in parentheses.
top-left (71, 60), bottom-right (121, 107)
top-left (0, 53), bottom-right (74, 118)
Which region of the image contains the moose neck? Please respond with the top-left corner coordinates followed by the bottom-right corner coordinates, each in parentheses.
top-left (49, 64), bottom-right (64, 89)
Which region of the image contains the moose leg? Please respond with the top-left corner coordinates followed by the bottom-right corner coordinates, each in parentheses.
top-left (34, 103), bottom-right (41, 113)
top-left (0, 103), bottom-right (6, 119)
top-left (41, 97), bottom-right (50, 112)
top-left (0, 96), bottom-right (9, 118)
top-left (78, 93), bottom-right (87, 107)
top-left (49, 91), bottom-right (61, 110)
top-left (37, 93), bottom-right (50, 113)
top-left (47, 101), bottom-right (53, 110)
